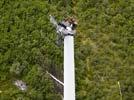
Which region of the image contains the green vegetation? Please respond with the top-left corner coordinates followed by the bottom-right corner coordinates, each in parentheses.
top-left (0, 0), bottom-right (134, 100)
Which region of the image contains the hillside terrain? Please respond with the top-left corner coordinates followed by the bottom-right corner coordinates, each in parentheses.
top-left (0, 0), bottom-right (134, 100)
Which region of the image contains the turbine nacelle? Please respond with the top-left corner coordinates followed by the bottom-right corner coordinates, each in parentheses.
top-left (49, 15), bottom-right (76, 36)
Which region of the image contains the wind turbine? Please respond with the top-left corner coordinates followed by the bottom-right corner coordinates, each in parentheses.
top-left (50, 15), bottom-right (76, 100)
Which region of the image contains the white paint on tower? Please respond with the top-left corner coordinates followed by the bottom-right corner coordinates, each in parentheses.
top-left (64, 35), bottom-right (75, 100)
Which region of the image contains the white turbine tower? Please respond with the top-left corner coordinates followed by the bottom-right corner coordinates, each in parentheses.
top-left (50, 15), bottom-right (76, 100)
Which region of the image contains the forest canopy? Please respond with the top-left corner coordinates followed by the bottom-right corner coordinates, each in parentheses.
top-left (0, 0), bottom-right (134, 100)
